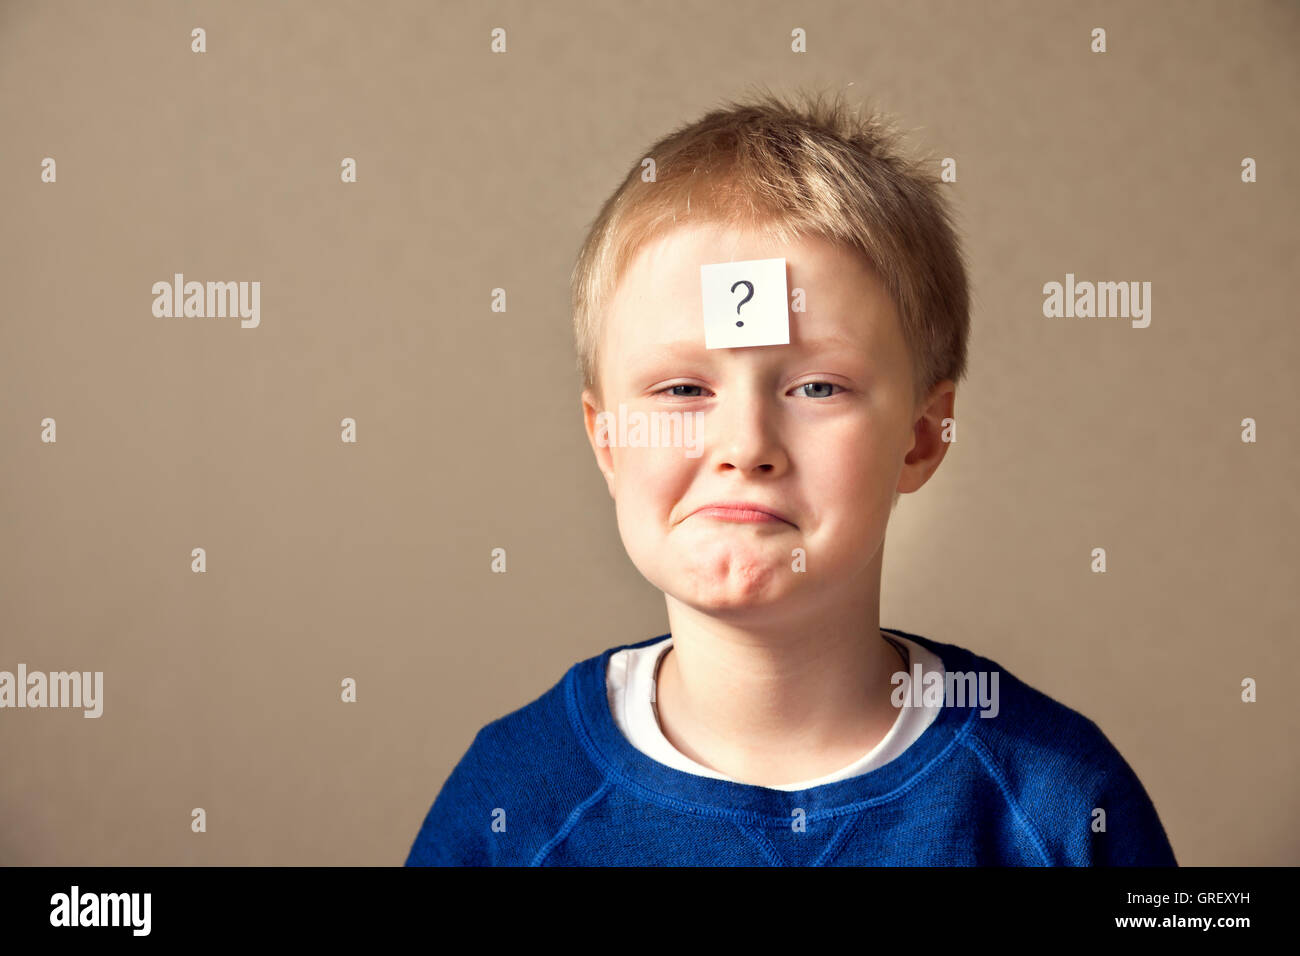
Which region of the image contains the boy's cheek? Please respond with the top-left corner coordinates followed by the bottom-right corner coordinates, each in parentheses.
top-left (617, 446), bottom-right (699, 487)
top-left (610, 464), bottom-right (674, 515)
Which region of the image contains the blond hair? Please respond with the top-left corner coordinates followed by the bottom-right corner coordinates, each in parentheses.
top-left (570, 85), bottom-right (970, 410)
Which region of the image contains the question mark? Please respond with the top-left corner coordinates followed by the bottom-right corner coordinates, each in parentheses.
top-left (731, 280), bottom-right (754, 326)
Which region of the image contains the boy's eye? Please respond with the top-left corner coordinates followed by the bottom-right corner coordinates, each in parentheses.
top-left (795, 382), bottom-right (841, 399)
top-left (658, 384), bottom-right (705, 397)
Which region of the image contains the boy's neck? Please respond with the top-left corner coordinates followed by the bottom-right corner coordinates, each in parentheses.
top-left (656, 590), bottom-right (905, 788)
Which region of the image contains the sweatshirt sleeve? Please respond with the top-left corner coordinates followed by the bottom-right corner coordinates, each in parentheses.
top-left (1084, 743), bottom-right (1178, 866)
top-left (404, 731), bottom-right (496, 866)
top-left (972, 691), bottom-right (1180, 867)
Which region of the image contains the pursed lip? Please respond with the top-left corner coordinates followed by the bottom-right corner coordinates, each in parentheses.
top-left (685, 501), bottom-right (795, 526)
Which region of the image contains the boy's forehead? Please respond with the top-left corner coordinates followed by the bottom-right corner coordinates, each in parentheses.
top-left (621, 222), bottom-right (850, 288)
top-left (606, 222), bottom-right (891, 354)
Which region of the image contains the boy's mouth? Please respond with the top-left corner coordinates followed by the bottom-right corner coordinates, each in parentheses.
top-left (684, 501), bottom-right (795, 526)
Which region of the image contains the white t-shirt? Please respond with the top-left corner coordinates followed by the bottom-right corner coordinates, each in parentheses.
top-left (605, 631), bottom-right (945, 791)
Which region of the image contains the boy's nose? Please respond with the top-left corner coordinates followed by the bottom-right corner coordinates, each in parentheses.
top-left (706, 397), bottom-right (789, 476)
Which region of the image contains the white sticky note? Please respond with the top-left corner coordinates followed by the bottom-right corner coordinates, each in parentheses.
top-left (700, 257), bottom-right (789, 349)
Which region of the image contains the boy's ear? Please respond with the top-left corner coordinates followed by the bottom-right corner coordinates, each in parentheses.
top-left (897, 379), bottom-right (957, 497)
top-left (581, 388), bottom-right (617, 497)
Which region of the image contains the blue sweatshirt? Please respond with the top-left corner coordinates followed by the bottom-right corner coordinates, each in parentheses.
top-left (405, 628), bottom-right (1177, 866)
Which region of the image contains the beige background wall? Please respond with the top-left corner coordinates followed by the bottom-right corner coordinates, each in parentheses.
top-left (1, 0), bottom-right (1296, 865)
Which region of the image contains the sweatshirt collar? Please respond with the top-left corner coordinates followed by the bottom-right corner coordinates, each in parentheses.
top-left (567, 627), bottom-right (981, 821)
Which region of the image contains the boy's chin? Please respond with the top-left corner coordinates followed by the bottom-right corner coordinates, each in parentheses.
top-left (660, 565), bottom-right (800, 614)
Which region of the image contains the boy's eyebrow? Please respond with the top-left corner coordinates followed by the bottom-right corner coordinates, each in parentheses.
top-left (793, 334), bottom-right (871, 353)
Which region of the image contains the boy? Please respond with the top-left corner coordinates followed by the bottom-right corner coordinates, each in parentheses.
top-left (405, 88), bottom-right (1177, 866)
